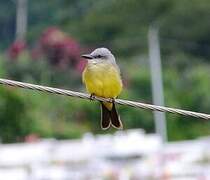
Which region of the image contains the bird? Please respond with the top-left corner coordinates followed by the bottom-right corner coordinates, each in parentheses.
top-left (81, 47), bottom-right (123, 130)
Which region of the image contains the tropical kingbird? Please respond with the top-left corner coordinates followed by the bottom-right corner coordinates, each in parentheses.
top-left (81, 48), bottom-right (123, 130)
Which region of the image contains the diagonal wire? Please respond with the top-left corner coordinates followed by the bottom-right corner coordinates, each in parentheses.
top-left (0, 78), bottom-right (210, 120)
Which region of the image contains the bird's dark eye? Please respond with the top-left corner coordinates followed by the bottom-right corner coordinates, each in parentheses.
top-left (96, 55), bottom-right (102, 58)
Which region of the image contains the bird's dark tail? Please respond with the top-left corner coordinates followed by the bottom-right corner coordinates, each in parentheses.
top-left (110, 103), bottom-right (123, 129)
top-left (100, 102), bottom-right (123, 130)
top-left (101, 103), bottom-right (111, 130)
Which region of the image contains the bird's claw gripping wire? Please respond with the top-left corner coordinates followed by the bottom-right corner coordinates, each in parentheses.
top-left (89, 94), bottom-right (95, 101)
top-left (109, 97), bottom-right (115, 103)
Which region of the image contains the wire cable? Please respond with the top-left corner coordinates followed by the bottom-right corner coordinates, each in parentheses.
top-left (0, 78), bottom-right (210, 120)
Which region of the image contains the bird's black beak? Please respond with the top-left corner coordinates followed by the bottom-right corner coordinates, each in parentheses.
top-left (81, 54), bottom-right (93, 59)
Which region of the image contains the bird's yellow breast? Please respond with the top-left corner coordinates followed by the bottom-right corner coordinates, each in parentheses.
top-left (82, 62), bottom-right (122, 98)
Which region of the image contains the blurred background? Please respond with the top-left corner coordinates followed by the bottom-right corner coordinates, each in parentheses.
top-left (0, 0), bottom-right (210, 179)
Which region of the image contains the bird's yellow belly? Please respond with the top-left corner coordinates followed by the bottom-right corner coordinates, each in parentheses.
top-left (83, 63), bottom-right (122, 98)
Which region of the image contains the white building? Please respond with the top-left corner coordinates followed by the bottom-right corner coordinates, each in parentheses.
top-left (0, 129), bottom-right (210, 179)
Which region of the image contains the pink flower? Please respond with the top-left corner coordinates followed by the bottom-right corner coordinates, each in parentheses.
top-left (39, 27), bottom-right (81, 69)
top-left (76, 59), bottom-right (87, 73)
top-left (8, 40), bottom-right (26, 59)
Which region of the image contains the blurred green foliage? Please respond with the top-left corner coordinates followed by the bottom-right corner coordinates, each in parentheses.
top-left (0, 0), bottom-right (209, 143)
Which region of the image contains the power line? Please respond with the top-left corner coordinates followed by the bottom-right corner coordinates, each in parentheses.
top-left (0, 78), bottom-right (210, 120)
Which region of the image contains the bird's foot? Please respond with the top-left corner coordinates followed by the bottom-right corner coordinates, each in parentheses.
top-left (109, 97), bottom-right (115, 103)
top-left (89, 94), bottom-right (95, 101)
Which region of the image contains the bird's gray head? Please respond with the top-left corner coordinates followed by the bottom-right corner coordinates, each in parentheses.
top-left (81, 47), bottom-right (116, 64)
